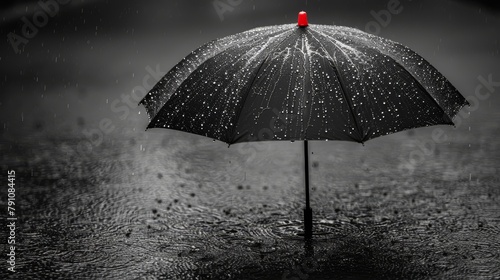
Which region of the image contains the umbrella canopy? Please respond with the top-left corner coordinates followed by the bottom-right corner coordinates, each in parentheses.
top-left (140, 12), bottom-right (469, 239)
top-left (140, 13), bottom-right (468, 145)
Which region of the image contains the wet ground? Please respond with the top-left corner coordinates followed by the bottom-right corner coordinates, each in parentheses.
top-left (1, 126), bottom-right (499, 279)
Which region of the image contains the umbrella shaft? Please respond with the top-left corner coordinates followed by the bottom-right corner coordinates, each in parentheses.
top-left (304, 140), bottom-right (310, 209)
top-left (304, 140), bottom-right (313, 239)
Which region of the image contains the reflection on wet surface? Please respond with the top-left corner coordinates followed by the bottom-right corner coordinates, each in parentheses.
top-left (1, 130), bottom-right (499, 279)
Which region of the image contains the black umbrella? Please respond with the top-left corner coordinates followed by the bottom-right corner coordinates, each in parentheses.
top-left (140, 12), bottom-right (469, 239)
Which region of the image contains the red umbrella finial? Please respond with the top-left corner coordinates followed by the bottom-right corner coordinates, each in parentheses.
top-left (298, 11), bottom-right (308, 27)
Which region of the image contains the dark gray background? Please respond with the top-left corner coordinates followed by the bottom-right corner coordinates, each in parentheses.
top-left (1, 1), bottom-right (499, 279)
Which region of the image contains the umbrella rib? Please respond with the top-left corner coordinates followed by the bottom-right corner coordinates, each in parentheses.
top-left (140, 25), bottom-right (295, 119)
top-left (230, 29), bottom-right (297, 143)
top-left (373, 50), bottom-right (453, 123)
top-left (340, 33), bottom-right (461, 122)
top-left (309, 29), bottom-right (365, 142)
top-left (367, 47), bottom-right (453, 122)
top-left (147, 28), bottom-right (297, 141)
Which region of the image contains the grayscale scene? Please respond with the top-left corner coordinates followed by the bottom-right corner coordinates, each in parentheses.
top-left (1, 0), bottom-right (499, 279)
